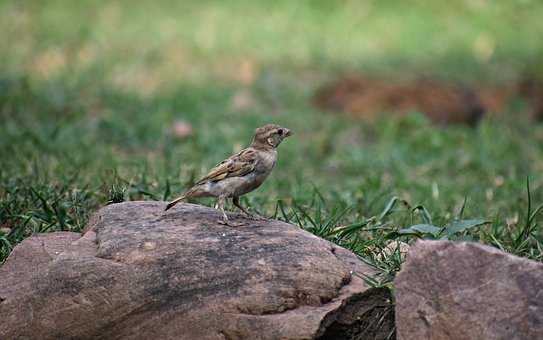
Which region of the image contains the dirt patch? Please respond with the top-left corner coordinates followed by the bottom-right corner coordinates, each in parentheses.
top-left (313, 74), bottom-right (543, 125)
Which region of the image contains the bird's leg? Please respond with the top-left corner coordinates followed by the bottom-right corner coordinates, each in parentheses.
top-left (233, 196), bottom-right (264, 220)
top-left (233, 196), bottom-right (252, 217)
top-left (216, 196), bottom-right (230, 225)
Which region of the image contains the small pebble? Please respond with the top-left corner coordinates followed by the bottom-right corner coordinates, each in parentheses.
top-left (172, 120), bottom-right (193, 139)
top-left (143, 241), bottom-right (156, 250)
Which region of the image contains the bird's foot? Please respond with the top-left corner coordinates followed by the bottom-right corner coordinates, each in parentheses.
top-left (217, 219), bottom-right (243, 227)
top-left (245, 213), bottom-right (267, 221)
top-left (217, 213), bottom-right (237, 227)
top-left (217, 219), bottom-right (229, 226)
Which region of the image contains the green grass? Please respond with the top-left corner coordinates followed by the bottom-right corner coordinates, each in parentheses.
top-left (1, 0), bottom-right (543, 286)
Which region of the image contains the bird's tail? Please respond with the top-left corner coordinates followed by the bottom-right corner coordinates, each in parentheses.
top-left (164, 187), bottom-right (199, 211)
top-left (164, 195), bottom-right (186, 211)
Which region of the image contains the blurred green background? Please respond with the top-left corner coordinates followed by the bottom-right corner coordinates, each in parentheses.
top-left (1, 0), bottom-right (543, 263)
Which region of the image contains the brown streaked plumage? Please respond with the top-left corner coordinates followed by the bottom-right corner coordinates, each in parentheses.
top-left (165, 124), bottom-right (292, 224)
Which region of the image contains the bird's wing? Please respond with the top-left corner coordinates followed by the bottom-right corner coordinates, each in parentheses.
top-left (195, 148), bottom-right (258, 184)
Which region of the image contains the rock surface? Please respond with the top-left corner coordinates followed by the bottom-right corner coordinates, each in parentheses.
top-left (395, 240), bottom-right (543, 340)
top-left (0, 201), bottom-right (394, 340)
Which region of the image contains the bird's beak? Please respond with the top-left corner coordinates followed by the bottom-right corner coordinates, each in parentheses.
top-left (285, 128), bottom-right (293, 137)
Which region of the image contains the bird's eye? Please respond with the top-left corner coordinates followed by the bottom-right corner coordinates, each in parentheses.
top-left (277, 129), bottom-right (283, 135)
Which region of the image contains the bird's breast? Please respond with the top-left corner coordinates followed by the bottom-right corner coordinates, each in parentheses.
top-left (230, 151), bottom-right (277, 196)
top-left (255, 150), bottom-right (277, 174)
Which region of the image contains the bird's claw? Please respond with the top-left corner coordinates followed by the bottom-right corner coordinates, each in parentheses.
top-left (246, 213), bottom-right (266, 221)
top-left (218, 219), bottom-right (242, 227)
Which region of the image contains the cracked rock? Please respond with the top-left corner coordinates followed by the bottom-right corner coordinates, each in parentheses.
top-left (0, 201), bottom-right (393, 339)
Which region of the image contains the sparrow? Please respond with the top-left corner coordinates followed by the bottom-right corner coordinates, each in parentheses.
top-left (165, 124), bottom-right (292, 224)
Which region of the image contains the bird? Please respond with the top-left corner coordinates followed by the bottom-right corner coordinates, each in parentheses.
top-left (165, 124), bottom-right (292, 225)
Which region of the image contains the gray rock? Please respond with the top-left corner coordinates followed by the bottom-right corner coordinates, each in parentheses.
top-left (0, 201), bottom-right (394, 340)
top-left (395, 240), bottom-right (543, 340)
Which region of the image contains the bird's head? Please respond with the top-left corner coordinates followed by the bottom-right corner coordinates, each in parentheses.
top-left (251, 124), bottom-right (292, 149)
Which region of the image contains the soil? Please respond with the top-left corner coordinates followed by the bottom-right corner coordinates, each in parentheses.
top-left (313, 74), bottom-right (543, 125)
